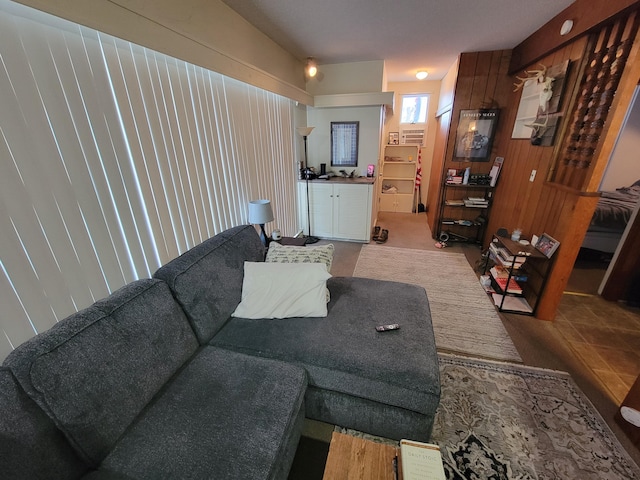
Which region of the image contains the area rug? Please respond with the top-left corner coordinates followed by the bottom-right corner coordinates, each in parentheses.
top-left (353, 244), bottom-right (521, 362)
top-left (336, 353), bottom-right (640, 480)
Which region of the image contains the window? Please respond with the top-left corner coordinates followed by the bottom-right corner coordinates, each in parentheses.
top-left (400, 95), bottom-right (429, 124)
top-left (0, 1), bottom-right (298, 360)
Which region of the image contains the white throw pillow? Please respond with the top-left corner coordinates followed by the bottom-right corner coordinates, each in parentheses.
top-left (232, 262), bottom-right (332, 319)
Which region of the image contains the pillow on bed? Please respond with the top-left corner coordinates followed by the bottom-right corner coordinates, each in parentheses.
top-left (266, 242), bottom-right (334, 271)
top-left (232, 262), bottom-right (332, 319)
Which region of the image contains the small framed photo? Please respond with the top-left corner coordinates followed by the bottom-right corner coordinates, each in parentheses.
top-left (535, 233), bottom-right (560, 258)
top-left (389, 132), bottom-right (399, 145)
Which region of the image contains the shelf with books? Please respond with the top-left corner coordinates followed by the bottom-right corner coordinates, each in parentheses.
top-left (437, 181), bottom-right (494, 245)
top-left (482, 234), bottom-right (552, 315)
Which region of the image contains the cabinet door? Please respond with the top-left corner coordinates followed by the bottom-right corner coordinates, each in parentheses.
top-left (379, 193), bottom-right (397, 212)
top-left (308, 183), bottom-right (334, 238)
top-left (395, 194), bottom-right (415, 213)
top-left (333, 184), bottom-right (372, 241)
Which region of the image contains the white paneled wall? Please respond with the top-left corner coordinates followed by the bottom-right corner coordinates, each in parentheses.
top-left (0, 0), bottom-right (298, 360)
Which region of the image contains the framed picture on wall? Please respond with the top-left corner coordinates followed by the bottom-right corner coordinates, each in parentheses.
top-left (331, 121), bottom-right (359, 167)
top-left (454, 109), bottom-right (500, 162)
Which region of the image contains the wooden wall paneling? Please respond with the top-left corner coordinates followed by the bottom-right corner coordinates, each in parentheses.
top-left (601, 204), bottom-right (640, 300)
top-left (536, 194), bottom-right (600, 319)
top-left (433, 50), bottom-right (517, 241)
top-left (587, 17), bottom-right (640, 192)
top-left (426, 109), bottom-right (451, 233)
top-left (551, 12), bottom-right (639, 191)
top-left (509, 0), bottom-right (639, 74)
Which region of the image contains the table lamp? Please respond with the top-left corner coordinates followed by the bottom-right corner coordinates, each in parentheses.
top-left (248, 199), bottom-right (274, 247)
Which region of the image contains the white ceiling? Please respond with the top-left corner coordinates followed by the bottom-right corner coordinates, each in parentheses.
top-left (222, 0), bottom-right (575, 82)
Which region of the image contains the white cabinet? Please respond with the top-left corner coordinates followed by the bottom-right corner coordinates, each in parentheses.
top-left (379, 145), bottom-right (418, 213)
top-left (298, 181), bottom-right (374, 242)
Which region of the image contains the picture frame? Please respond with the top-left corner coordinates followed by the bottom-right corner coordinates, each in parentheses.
top-left (388, 131), bottom-right (399, 145)
top-left (454, 109), bottom-right (500, 162)
top-left (535, 233), bottom-right (560, 258)
top-left (331, 121), bottom-right (359, 167)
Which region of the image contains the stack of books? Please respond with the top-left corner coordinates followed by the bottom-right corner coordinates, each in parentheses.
top-left (490, 266), bottom-right (523, 294)
top-left (446, 176), bottom-right (463, 184)
top-left (489, 242), bottom-right (526, 269)
top-left (463, 197), bottom-right (489, 208)
top-left (445, 199), bottom-right (465, 206)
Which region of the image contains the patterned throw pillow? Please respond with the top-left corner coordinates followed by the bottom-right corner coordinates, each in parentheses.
top-left (265, 242), bottom-right (334, 272)
top-left (265, 242), bottom-right (335, 302)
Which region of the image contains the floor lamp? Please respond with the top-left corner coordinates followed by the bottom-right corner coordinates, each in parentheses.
top-left (296, 126), bottom-right (319, 244)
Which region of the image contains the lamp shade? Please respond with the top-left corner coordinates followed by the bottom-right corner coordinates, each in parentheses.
top-left (296, 126), bottom-right (314, 137)
top-left (248, 199), bottom-right (274, 225)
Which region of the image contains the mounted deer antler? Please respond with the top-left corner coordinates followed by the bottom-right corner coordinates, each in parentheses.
top-left (513, 64), bottom-right (548, 92)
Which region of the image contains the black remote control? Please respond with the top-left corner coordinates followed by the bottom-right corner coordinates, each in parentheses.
top-left (376, 324), bottom-right (400, 332)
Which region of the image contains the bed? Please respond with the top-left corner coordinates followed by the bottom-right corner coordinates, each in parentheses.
top-left (582, 181), bottom-right (640, 254)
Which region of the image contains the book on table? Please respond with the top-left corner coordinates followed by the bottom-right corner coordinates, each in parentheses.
top-left (399, 439), bottom-right (446, 480)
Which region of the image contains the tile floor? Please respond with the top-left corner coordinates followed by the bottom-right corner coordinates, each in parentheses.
top-left (555, 292), bottom-right (640, 404)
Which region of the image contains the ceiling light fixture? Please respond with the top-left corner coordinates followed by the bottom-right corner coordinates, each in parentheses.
top-left (416, 71), bottom-right (428, 80)
top-left (306, 57), bottom-right (318, 78)
top-left (560, 19), bottom-right (574, 36)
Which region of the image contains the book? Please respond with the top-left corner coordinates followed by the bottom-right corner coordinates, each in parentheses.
top-left (490, 265), bottom-right (528, 282)
top-left (400, 439), bottom-right (446, 480)
top-left (492, 293), bottom-right (533, 313)
top-left (493, 276), bottom-right (523, 294)
top-left (489, 243), bottom-right (525, 268)
top-left (489, 156), bottom-right (504, 187)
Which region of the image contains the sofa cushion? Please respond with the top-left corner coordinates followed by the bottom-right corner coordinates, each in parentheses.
top-left (211, 276), bottom-right (441, 440)
top-left (0, 367), bottom-right (89, 480)
top-left (99, 347), bottom-right (307, 480)
top-left (4, 279), bottom-right (198, 466)
top-left (154, 224), bottom-right (265, 343)
top-left (232, 262), bottom-right (331, 319)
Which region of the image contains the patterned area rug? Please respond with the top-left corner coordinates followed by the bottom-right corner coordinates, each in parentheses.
top-left (338, 353), bottom-right (640, 479)
top-left (353, 244), bottom-right (522, 362)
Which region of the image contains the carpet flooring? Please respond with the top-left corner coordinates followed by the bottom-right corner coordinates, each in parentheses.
top-left (320, 353), bottom-right (640, 479)
top-left (353, 244), bottom-right (522, 362)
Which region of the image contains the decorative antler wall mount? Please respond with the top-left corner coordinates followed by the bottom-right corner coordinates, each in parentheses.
top-left (513, 63), bottom-right (556, 113)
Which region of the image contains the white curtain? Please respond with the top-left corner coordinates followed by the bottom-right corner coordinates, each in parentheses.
top-left (0, 0), bottom-right (298, 360)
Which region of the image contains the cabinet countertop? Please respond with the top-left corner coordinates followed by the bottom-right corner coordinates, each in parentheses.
top-left (299, 177), bottom-right (376, 185)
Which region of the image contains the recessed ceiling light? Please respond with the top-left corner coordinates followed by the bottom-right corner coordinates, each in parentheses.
top-left (416, 71), bottom-right (428, 80)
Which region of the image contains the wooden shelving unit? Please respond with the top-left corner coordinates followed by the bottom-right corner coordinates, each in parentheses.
top-left (379, 145), bottom-right (418, 213)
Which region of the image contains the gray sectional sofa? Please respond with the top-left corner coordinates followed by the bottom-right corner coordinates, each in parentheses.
top-left (1, 225), bottom-right (440, 479)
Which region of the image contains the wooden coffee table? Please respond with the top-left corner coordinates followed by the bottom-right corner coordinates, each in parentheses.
top-left (322, 431), bottom-right (400, 480)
